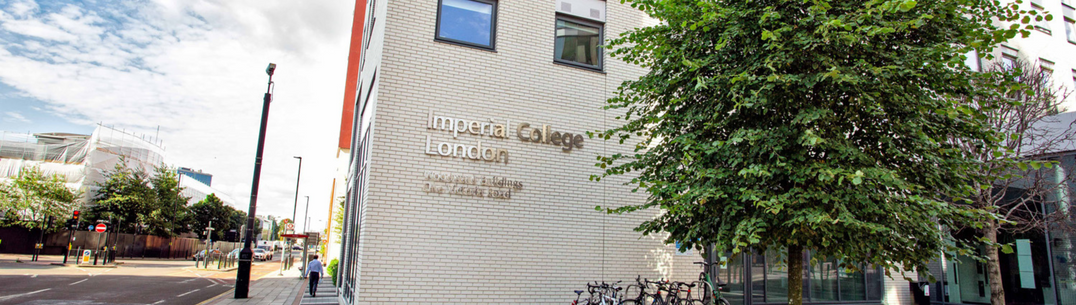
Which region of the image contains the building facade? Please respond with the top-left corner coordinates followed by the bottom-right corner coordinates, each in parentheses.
top-left (333, 1), bottom-right (914, 304)
top-left (177, 167), bottom-right (213, 186)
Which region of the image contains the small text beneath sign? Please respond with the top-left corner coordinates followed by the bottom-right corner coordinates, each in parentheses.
top-left (422, 171), bottom-right (524, 200)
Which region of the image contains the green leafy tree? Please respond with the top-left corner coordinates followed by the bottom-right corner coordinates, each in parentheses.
top-left (149, 165), bottom-right (191, 237)
top-left (594, 1), bottom-right (1032, 303)
top-left (0, 166), bottom-right (80, 231)
top-left (90, 159), bottom-right (156, 233)
top-left (190, 193), bottom-right (231, 240)
top-left (331, 196), bottom-right (344, 241)
top-left (90, 160), bottom-right (191, 236)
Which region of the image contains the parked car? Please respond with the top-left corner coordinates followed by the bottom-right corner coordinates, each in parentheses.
top-left (292, 245), bottom-right (302, 250)
top-left (252, 248), bottom-right (268, 261)
top-left (191, 249), bottom-right (222, 260)
top-left (227, 249), bottom-right (241, 259)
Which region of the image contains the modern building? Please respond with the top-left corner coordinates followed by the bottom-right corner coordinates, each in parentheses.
top-left (332, 1), bottom-right (915, 304)
top-left (177, 167), bottom-right (213, 186)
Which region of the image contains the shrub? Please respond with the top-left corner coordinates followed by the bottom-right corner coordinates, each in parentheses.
top-left (327, 258), bottom-right (339, 285)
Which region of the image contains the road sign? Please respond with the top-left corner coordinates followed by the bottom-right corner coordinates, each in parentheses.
top-left (95, 223), bottom-right (107, 233)
top-left (280, 234), bottom-right (307, 238)
top-left (286, 223), bottom-right (295, 231)
top-left (81, 250), bottom-right (91, 264)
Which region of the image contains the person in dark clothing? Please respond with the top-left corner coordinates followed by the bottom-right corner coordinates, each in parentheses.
top-left (306, 255), bottom-right (324, 297)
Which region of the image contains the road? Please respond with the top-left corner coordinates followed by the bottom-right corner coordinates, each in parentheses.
top-left (0, 250), bottom-right (299, 305)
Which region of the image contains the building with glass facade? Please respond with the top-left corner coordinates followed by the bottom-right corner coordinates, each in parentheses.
top-left (332, 0), bottom-right (918, 304)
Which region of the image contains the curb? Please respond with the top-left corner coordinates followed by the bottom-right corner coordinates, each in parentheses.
top-left (196, 289), bottom-right (234, 305)
top-left (78, 264), bottom-right (118, 268)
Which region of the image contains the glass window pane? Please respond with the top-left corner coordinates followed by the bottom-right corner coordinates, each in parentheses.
top-left (438, 0), bottom-right (493, 46)
top-left (719, 254), bottom-right (745, 305)
top-left (751, 252), bottom-right (766, 303)
top-left (865, 265), bottom-right (884, 300)
top-left (555, 19), bottom-right (601, 67)
top-left (1066, 19), bottom-right (1076, 43)
top-left (838, 263), bottom-right (866, 301)
top-left (764, 249), bottom-right (789, 303)
top-left (810, 256), bottom-right (838, 301)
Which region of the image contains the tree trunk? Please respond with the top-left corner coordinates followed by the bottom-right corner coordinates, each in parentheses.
top-left (788, 244), bottom-right (804, 305)
top-left (985, 220), bottom-right (1006, 305)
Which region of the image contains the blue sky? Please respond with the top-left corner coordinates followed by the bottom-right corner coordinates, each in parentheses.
top-left (0, 0), bottom-right (355, 230)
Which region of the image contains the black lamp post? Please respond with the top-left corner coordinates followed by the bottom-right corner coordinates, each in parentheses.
top-left (235, 62), bottom-right (276, 299)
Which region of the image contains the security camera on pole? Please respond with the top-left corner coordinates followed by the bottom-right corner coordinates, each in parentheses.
top-left (235, 62), bottom-right (276, 299)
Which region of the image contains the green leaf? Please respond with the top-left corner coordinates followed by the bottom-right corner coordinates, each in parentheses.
top-left (1001, 244), bottom-right (1014, 254)
top-left (899, 0), bottom-right (917, 11)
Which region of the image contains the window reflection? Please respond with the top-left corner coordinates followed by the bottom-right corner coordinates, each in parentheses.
top-left (437, 0), bottom-right (494, 47)
top-left (554, 18), bottom-right (601, 68)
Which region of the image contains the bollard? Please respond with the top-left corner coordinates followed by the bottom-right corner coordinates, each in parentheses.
top-left (218, 256), bottom-right (222, 269)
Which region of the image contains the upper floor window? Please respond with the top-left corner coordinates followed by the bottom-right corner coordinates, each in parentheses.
top-left (1031, 0), bottom-right (1052, 34)
top-left (436, 0), bottom-right (497, 49)
top-left (1065, 5), bottom-right (1076, 44)
top-left (554, 16), bottom-right (603, 70)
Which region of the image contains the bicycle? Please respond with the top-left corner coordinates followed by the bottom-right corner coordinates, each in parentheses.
top-left (573, 281), bottom-right (624, 305)
top-left (691, 261), bottom-right (730, 305)
top-left (621, 276), bottom-right (664, 305)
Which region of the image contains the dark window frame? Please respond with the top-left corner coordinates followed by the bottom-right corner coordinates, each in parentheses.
top-left (553, 14), bottom-right (605, 71)
top-left (434, 0), bottom-right (498, 50)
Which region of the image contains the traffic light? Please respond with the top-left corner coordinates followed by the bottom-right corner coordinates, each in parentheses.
top-left (69, 211), bottom-right (80, 230)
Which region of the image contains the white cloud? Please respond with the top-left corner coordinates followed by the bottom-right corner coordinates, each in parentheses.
top-left (0, 0), bottom-right (355, 228)
top-left (4, 111), bottom-right (31, 123)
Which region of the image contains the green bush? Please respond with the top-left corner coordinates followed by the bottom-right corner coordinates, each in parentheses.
top-left (327, 258), bottom-right (339, 285)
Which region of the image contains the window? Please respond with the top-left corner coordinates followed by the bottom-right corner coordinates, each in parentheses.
top-left (1032, 2), bottom-right (1051, 34)
top-left (554, 16), bottom-right (603, 70)
top-left (1000, 46), bottom-right (1018, 70)
top-left (435, 0), bottom-right (496, 49)
top-left (1066, 17), bottom-right (1076, 44)
top-left (1040, 58), bottom-right (1055, 77)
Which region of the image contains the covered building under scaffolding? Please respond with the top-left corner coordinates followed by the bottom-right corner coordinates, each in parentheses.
top-left (0, 124), bottom-right (164, 205)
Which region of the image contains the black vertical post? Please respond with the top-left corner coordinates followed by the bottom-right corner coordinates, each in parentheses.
top-left (63, 226), bottom-right (73, 264)
top-left (235, 63), bottom-right (275, 299)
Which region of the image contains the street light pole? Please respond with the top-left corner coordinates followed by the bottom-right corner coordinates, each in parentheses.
top-left (284, 156), bottom-right (302, 272)
top-left (303, 196), bottom-right (310, 233)
top-left (235, 62), bottom-right (276, 299)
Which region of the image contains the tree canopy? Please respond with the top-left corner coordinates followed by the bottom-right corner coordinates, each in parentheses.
top-left (594, 0), bottom-right (1031, 303)
top-left (0, 166), bottom-right (80, 231)
top-left (90, 160), bottom-right (191, 236)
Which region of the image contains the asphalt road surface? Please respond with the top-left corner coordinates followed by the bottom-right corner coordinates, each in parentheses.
top-left (0, 250), bottom-right (296, 305)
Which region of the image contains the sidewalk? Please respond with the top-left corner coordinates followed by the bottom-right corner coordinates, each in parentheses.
top-left (0, 253), bottom-right (91, 266)
top-left (202, 267), bottom-right (313, 305)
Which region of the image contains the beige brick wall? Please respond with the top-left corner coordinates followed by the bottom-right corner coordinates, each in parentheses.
top-left (349, 0), bottom-right (705, 303)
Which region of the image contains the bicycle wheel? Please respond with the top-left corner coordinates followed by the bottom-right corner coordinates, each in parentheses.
top-left (715, 298), bottom-right (730, 305)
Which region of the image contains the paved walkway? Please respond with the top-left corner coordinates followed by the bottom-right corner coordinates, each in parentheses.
top-left (301, 277), bottom-right (339, 305)
top-left (203, 267), bottom-right (339, 305)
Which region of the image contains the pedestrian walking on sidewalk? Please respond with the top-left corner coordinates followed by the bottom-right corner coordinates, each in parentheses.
top-left (306, 255), bottom-right (324, 297)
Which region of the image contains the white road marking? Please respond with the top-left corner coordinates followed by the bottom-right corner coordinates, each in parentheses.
top-left (179, 278), bottom-right (197, 283)
top-left (0, 288), bottom-right (51, 302)
top-left (31, 274), bottom-right (38, 278)
top-left (206, 283), bottom-right (218, 288)
top-left (69, 279), bottom-right (88, 285)
top-left (152, 300), bottom-right (165, 305)
top-left (176, 289), bottom-right (200, 297)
